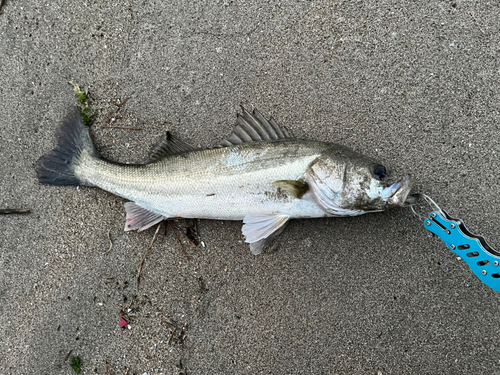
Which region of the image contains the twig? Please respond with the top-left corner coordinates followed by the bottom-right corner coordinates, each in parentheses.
top-left (171, 226), bottom-right (190, 261)
top-left (177, 226), bottom-right (199, 249)
top-left (162, 221), bottom-right (169, 242)
top-left (194, 220), bottom-right (199, 237)
top-left (163, 219), bottom-right (201, 258)
top-left (102, 125), bottom-right (142, 130)
top-left (64, 350), bottom-right (73, 361)
top-left (162, 316), bottom-right (177, 326)
top-left (103, 229), bottom-right (113, 254)
top-left (136, 222), bottom-right (162, 288)
top-left (0, 208), bottom-right (30, 214)
top-left (106, 97), bottom-right (130, 123)
top-left (168, 327), bottom-right (177, 345)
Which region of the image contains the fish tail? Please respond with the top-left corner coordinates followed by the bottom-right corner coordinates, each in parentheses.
top-left (36, 109), bottom-right (99, 186)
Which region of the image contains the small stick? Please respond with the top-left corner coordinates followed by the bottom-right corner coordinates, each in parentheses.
top-left (162, 316), bottom-right (176, 326)
top-left (106, 97), bottom-right (130, 123)
top-left (162, 220), bottom-right (170, 242)
top-left (0, 208), bottom-right (30, 214)
top-left (194, 220), bottom-right (199, 237)
top-left (172, 226), bottom-right (190, 260)
top-left (177, 226), bottom-right (199, 249)
top-left (64, 350), bottom-right (73, 361)
top-left (168, 327), bottom-right (177, 345)
top-left (169, 219), bottom-right (198, 248)
top-left (102, 125), bottom-right (142, 130)
top-left (103, 229), bottom-right (113, 254)
top-left (136, 222), bottom-right (162, 287)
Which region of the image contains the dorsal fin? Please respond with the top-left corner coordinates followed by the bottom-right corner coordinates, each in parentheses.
top-left (146, 131), bottom-right (195, 163)
top-left (218, 107), bottom-right (292, 147)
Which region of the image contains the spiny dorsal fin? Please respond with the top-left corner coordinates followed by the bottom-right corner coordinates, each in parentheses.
top-left (218, 106), bottom-right (292, 147)
top-left (146, 131), bottom-right (195, 163)
top-left (272, 180), bottom-right (309, 199)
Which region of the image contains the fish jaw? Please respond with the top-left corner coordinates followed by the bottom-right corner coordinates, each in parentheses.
top-left (382, 175), bottom-right (412, 206)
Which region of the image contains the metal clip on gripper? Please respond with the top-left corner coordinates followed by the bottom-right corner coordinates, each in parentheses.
top-left (412, 194), bottom-right (500, 293)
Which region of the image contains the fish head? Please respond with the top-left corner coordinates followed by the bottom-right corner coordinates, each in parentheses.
top-left (307, 147), bottom-right (412, 215)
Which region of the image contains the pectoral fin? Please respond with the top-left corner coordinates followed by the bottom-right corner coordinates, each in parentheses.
top-left (242, 214), bottom-right (289, 255)
top-left (124, 202), bottom-right (165, 232)
top-left (272, 180), bottom-right (309, 199)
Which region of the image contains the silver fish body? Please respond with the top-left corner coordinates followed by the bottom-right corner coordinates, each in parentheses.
top-left (79, 140), bottom-right (334, 220)
top-left (37, 108), bottom-right (412, 254)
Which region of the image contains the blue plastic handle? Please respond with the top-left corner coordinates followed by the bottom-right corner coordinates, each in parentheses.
top-left (424, 211), bottom-right (500, 293)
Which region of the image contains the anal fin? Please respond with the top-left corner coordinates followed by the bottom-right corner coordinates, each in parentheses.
top-left (124, 202), bottom-right (165, 232)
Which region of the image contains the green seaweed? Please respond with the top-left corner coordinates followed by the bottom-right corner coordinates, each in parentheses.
top-left (77, 91), bottom-right (87, 104)
top-left (69, 81), bottom-right (95, 126)
top-left (70, 356), bottom-right (82, 374)
top-left (79, 107), bottom-right (95, 127)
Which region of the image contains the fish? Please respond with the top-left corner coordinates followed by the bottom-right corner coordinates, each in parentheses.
top-left (36, 107), bottom-right (413, 255)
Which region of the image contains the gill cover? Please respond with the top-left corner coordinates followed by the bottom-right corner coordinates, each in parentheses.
top-left (306, 153), bottom-right (367, 216)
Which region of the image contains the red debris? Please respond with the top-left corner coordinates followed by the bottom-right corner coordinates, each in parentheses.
top-left (119, 316), bottom-right (128, 328)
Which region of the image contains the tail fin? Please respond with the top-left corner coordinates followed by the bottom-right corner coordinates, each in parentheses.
top-left (36, 109), bottom-right (99, 186)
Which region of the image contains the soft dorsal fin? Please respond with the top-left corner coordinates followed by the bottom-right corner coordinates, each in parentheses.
top-left (146, 131), bottom-right (195, 163)
top-left (218, 106), bottom-right (292, 147)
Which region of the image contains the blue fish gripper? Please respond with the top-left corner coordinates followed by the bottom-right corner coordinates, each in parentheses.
top-left (424, 210), bottom-right (500, 293)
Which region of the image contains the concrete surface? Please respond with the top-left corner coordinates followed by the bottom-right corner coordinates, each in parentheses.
top-left (1, 1), bottom-right (500, 374)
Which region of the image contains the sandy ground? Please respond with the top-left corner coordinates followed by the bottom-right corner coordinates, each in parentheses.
top-left (2, 1), bottom-right (500, 374)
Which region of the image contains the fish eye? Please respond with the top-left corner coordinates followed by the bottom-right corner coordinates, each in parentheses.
top-left (373, 165), bottom-right (386, 180)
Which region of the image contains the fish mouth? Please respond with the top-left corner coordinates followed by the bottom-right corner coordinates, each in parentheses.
top-left (381, 175), bottom-right (413, 206)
